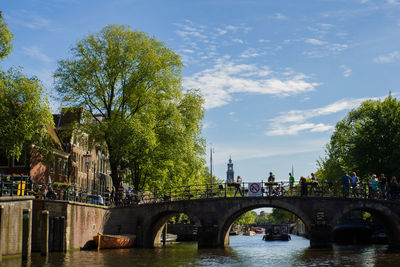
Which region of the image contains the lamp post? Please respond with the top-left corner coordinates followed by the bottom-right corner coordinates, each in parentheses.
top-left (83, 152), bottom-right (91, 194)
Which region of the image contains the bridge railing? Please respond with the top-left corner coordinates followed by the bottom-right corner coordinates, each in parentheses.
top-left (128, 180), bottom-right (391, 205)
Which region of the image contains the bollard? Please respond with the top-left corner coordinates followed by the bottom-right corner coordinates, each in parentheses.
top-left (162, 224), bottom-right (167, 246)
top-left (22, 209), bottom-right (32, 260)
top-left (41, 211), bottom-right (49, 256)
top-left (59, 216), bottom-right (66, 252)
top-left (97, 233), bottom-right (101, 251)
top-left (0, 205), bottom-right (4, 263)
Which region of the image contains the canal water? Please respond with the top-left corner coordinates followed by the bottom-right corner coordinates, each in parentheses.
top-left (3, 235), bottom-right (400, 266)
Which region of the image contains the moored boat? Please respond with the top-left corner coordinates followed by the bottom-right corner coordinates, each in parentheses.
top-left (255, 227), bottom-right (264, 234)
top-left (243, 230), bottom-right (256, 236)
top-left (93, 234), bottom-right (135, 249)
top-left (262, 224), bottom-right (291, 241)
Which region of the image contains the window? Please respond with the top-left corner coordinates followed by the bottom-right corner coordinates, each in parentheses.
top-left (0, 148), bottom-right (9, 167)
top-left (13, 148), bottom-right (26, 167)
top-left (50, 160), bottom-right (55, 173)
top-left (63, 160), bottom-right (68, 176)
top-left (58, 158), bottom-right (63, 175)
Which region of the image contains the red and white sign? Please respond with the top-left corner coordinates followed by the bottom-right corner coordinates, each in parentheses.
top-left (248, 183), bottom-right (262, 196)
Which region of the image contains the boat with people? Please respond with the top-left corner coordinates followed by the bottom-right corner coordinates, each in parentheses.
top-left (93, 233), bottom-right (136, 249)
top-left (262, 224), bottom-right (291, 241)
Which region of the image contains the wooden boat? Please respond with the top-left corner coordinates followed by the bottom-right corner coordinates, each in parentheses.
top-left (93, 234), bottom-right (135, 249)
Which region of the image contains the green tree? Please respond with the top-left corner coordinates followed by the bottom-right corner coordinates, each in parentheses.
top-left (0, 11), bottom-right (14, 61)
top-left (318, 94), bottom-right (400, 181)
top-left (255, 212), bottom-right (270, 224)
top-left (268, 208), bottom-right (294, 223)
top-left (235, 210), bottom-right (257, 225)
top-left (54, 24), bottom-right (206, 191)
top-left (0, 13), bottom-right (53, 161)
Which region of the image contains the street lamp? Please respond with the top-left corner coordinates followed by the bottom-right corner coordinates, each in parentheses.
top-left (83, 151), bottom-right (91, 194)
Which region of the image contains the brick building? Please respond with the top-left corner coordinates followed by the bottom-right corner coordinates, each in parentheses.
top-left (0, 108), bottom-right (113, 194)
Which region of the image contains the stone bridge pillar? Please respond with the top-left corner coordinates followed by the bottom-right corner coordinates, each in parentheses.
top-left (197, 225), bottom-right (223, 248)
top-left (309, 225), bottom-right (333, 248)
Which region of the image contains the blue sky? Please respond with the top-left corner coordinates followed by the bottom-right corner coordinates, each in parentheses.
top-left (1, 0), bottom-right (400, 183)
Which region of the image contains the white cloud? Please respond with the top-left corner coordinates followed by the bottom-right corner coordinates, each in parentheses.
top-left (22, 46), bottom-right (52, 63)
top-left (175, 30), bottom-right (207, 39)
top-left (373, 51), bottom-right (400, 63)
top-left (274, 13), bottom-right (287, 20)
top-left (305, 38), bottom-right (327, 45)
top-left (229, 112), bottom-right (235, 116)
top-left (183, 58), bottom-right (320, 109)
top-left (7, 10), bottom-right (56, 31)
top-left (265, 95), bottom-right (389, 136)
top-left (388, 0), bottom-right (400, 4)
top-left (232, 38), bottom-right (244, 44)
top-left (339, 64), bottom-right (352, 77)
top-left (179, 49), bottom-right (195, 54)
top-left (258, 39), bottom-right (270, 43)
top-left (266, 123), bottom-right (334, 136)
top-left (240, 48), bottom-right (267, 58)
top-left (211, 138), bottom-right (328, 164)
top-left (303, 43), bottom-right (348, 58)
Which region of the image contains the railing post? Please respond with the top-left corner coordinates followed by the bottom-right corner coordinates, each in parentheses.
top-left (261, 180), bottom-right (264, 197)
top-left (41, 210), bottom-right (49, 256)
top-left (22, 209), bottom-right (32, 260)
top-left (224, 183), bottom-right (227, 198)
top-left (0, 205), bottom-right (4, 263)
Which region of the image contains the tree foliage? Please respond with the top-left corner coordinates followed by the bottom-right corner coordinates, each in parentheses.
top-left (0, 13), bottom-right (53, 161)
top-left (235, 210), bottom-right (257, 225)
top-left (317, 95), bottom-right (400, 181)
top-left (54, 24), bottom-right (206, 191)
top-left (0, 11), bottom-right (14, 61)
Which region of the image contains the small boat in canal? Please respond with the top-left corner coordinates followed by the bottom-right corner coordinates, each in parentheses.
top-left (93, 234), bottom-right (136, 249)
top-left (262, 224), bottom-right (291, 241)
top-left (255, 227), bottom-right (264, 234)
top-left (243, 230), bottom-right (256, 236)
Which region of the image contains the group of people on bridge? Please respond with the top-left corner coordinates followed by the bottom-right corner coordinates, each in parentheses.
top-left (291, 171), bottom-right (400, 200)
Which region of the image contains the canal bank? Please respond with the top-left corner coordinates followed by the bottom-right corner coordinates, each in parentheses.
top-left (0, 197), bottom-right (109, 260)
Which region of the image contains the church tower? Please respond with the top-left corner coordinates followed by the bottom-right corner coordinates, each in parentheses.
top-left (226, 157), bottom-right (234, 183)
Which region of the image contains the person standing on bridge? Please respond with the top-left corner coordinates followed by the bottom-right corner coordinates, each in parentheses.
top-left (310, 173), bottom-right (318, 195)
top-left (234, 176), bottom-right (244, 197)
top-left (369, 174), bottom-right (378, 199)
top-left (300, 176), bottom-right (307, 196)
top-left (289, 173), bottom-right (295, 196)
top-left (379, 173), bottom-right (388, 199)
top-left (339, 172), bottom-right (351, 198)
top-left (351, 172), bottom-right (359, 198)
top-left (267, 172), bottom-right (275, 196)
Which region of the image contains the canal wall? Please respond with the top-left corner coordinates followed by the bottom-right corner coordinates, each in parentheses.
top-left (0, 196), bottom-right (34, 256)
top-left (32, 200), bottom-right (110, 251)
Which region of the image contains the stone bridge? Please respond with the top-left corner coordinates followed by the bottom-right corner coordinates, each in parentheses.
top-left (103, 196), bottom-right (400, 248)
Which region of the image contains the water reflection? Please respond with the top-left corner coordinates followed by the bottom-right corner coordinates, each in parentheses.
top-left (3, 235), bottom-right (400, 267)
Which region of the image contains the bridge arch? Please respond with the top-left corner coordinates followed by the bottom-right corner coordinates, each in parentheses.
top-left (330, 201), bottom-right (400, 245)
top-left (144, 209), bottom-right (202, 247)
top-left (218, 199), bottom-right (313, 247)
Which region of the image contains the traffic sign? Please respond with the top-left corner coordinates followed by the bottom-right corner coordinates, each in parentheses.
top-left (248, 183), bottom-right (262, 196)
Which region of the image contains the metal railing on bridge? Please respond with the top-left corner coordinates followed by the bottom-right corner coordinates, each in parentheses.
top-left (116, 180), bottom-right (398, 206)
top-left (2, 174), bottom-right (396, 207)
